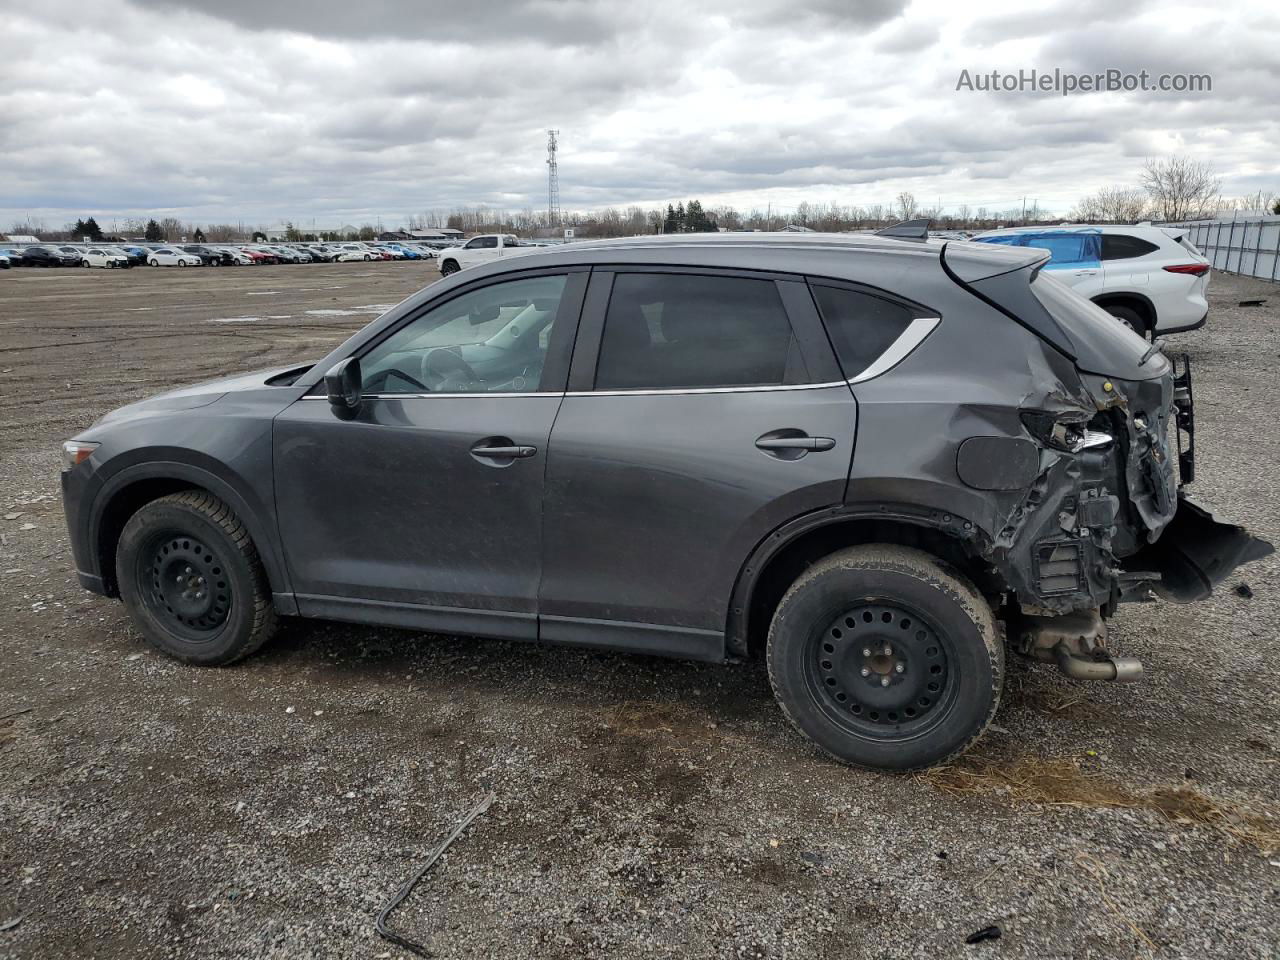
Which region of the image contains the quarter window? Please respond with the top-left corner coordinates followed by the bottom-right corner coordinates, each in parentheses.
top-left (360, 274), bottom-right (567, 394)
top-left (1101, 234), bottom-right (1160, 260)
top-left (594, 273), bottom-right (803, 390)
top-left (809, 285), bottom-right (919, 379)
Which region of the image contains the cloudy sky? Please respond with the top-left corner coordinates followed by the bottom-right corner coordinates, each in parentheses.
top-left (2, 0), bottom-right (1277, 229)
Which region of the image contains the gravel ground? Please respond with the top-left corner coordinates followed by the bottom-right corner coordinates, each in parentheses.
top-left (0, 263), bottom-right (1276, 959)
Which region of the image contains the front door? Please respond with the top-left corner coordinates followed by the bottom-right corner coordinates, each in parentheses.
top-left (538, 269), bottom-right (858, 659)
top-left (273, 270), bottom-right (584, 639)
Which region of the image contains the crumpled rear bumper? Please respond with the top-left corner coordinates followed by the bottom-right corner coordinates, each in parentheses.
top-left (1122, 493), bottom-right (1274, 602)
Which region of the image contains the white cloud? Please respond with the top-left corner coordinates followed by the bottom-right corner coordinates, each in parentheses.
top-left (0, 0), bottom-right (1276, 228)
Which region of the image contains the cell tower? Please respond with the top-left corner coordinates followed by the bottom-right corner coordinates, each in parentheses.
top-left (546, 129), bottom-right (561, 228)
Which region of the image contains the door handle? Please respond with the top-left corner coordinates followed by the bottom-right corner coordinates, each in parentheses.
top-left (755, 433), bottom-right (836, 459)
top-left (471, 444), bottom-right (537, 459)
top-left (470, 437), bottom-right (538, 466)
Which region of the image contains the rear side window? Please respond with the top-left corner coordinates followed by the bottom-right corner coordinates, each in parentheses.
top-left (809, 284), bottom-right (919, 379)
top-left (1101, 234), bottom-right (1160, 260)
top-left (595, 273), bottom-right (802, 390)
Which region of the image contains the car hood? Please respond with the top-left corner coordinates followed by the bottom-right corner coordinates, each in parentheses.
top-left (92, 365), bottom-right (305, 426)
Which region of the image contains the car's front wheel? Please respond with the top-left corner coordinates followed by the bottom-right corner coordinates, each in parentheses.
top-left (81, 259), bottom-right (91, 268)
top-left (767, 544), bottom-right (1003, 770)
top-left (116, 491), bottom-right (278, 665)
top-left (440, 259), bottom-right (460, 276)
top-left (149, 259), bottom-right (159, 266)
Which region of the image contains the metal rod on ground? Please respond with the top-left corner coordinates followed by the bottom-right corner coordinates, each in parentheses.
top-left (375, 792), bottom-right (496, 957)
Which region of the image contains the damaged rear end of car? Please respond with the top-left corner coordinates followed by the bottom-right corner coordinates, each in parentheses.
top-left (938, 241), bottom-right (1272, 680)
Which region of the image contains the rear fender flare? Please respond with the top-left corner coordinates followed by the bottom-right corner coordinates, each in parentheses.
top-left (725, 502), bottom-right (994, 656)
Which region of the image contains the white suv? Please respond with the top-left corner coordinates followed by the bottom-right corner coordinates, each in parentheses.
top-left (436, 234), bottom-right (536, 276)
top-left (971, 224), bottom-right (1210, 337)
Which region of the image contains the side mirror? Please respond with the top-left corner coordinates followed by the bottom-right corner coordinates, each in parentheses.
top-left (324, 357), bottom-right (362, 416)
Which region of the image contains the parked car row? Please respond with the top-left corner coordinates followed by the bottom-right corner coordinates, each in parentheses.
top-left (0, 240), bottom-right (445, 271)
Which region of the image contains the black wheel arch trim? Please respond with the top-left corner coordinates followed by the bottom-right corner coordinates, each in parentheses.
top-left (725, 502), bottom-right (994, 657)
top-left (84, 458), bottom-right (296, 614)
top-left (1090, 290), bottom-right (1157, 326)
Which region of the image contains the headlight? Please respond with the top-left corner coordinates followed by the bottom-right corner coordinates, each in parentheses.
top-left (61, 440), bottom-right (99, 471)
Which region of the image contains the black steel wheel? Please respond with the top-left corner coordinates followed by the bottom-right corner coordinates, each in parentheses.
top-left (135, 532), bottom-right (232, 640)
top-left (116, 491), bottom-right (277, 665)
top-left (767, 544), bottom-right (1003, 770)
top-left (440, 259), bottom-right (460, 276)
top-left (808, 601), bottom-right (956, 735)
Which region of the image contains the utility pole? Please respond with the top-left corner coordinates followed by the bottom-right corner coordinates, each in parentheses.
top-left (546, 130), bottom-right (561, 229)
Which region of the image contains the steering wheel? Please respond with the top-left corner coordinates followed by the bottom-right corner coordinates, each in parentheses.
top-left (366, 367), bottom-right (430, 392)
top-left (423, 348), bottom-right (482, 386)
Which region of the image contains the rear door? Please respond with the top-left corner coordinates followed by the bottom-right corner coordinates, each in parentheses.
top-left (538, 268), bottom-right (856, 659)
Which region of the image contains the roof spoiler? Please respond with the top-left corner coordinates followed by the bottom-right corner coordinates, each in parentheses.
top-left (876, 218), bottom-right (931, 241)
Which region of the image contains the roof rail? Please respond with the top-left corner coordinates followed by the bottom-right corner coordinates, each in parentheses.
top-left (875, 218), bottom-right (931, 241)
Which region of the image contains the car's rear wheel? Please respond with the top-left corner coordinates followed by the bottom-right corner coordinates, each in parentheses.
top-left (116, 491), bottom-right (278, 665)
top-left (149, 259), bottom-right (159, 266)
top-left (440, 259), bottom-right (460, 276)
top-left (767, 544), bottom-right (1003, 770)
top-left (1103, 305), bottom-right (1149, 338)
top-left (81, 259), bottom-right (91, 268)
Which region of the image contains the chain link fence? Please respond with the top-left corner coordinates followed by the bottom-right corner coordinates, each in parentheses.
top-left (1163, 217), bottom-right (1280, 283)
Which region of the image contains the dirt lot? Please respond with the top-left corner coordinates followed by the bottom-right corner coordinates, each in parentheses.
top-left (1, 263), bottom-right (1277, 959)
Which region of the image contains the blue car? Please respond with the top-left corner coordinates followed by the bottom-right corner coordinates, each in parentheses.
top-left (385, 243), bottom-right (422, 260)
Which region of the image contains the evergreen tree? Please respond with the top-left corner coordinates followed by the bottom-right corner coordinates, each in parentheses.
top-left (144, 218), bottom-right (163, 241)
top-left (83, 216), bottom-right (103, 240)
top-left (192, 227), bottom-right (205, 243)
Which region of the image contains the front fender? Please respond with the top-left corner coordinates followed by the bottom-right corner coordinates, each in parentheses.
top-left (80, 454), bottom-right (295, 613)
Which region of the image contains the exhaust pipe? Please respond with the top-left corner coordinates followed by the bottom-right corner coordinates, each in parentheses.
top-left (1053, 642), bottom-right (1143, 682)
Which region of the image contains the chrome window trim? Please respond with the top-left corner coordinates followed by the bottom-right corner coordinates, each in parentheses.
top-left (566, 381), bottom-right (848, 398)
top-left (300, 392), bottom-right (550, 400)
top-left (847, 317), bottom-right (941, 384)
top-left (300, 382), bottom-right (852, 401)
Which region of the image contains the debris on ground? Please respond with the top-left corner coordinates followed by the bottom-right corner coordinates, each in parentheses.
top-left (965, 924), bottom-right (1002, 944)
top-left (1234, 583), bottom-right (1254, 599)
top-left (375, 793), bottom-right (496, 957)
top-left (1238, 298), bottom-right (1266, 307)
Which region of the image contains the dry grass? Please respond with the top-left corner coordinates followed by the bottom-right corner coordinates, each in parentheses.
top-left (921, 755), bottom-right (1280, 853)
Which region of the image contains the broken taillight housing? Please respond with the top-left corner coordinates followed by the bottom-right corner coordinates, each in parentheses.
top-left (1020, 411), bottom-right (1111, 453)
top-left (1162, 263), bottom-right (1210, 276)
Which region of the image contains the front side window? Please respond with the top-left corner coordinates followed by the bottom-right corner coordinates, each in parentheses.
top-left (360, 274), bottom-right (568, 395)
top-left (594, 273), bottom-right (801, 390)
top-left (809, 284), bottom-right (921, 379)
top-left (466, 237), bottom-right (498, 250)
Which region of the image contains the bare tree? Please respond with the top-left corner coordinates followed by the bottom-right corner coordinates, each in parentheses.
top-left (894, 192), bottom-right (918, 221)
top-left (1141, 156), bottom-right (1221, 221)
top-left (1232, 190), bottom-right (1276, 215)
top-left (1070, 186), bottom-right (1149, 223)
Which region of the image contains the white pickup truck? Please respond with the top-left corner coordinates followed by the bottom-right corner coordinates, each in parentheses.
top-left (436, 234), bottom-right (536, 276)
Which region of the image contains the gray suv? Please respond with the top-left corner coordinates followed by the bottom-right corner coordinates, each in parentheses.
top-left (61, 230), bottom-right (1271, 769)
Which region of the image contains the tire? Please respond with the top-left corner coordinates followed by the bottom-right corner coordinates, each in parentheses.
top-left (82, 259), bottom-right (91, 268)
top-left (440, 259), bottom-right (459, 276)
top-left (1103, 305), bottom-right (1148, 338)
top-left (116, 491), bottom-right (278, 666)
top-left (149, 259), bottom-right (159, 267)
top-left (766, 544), bottom-right (1003, 771)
